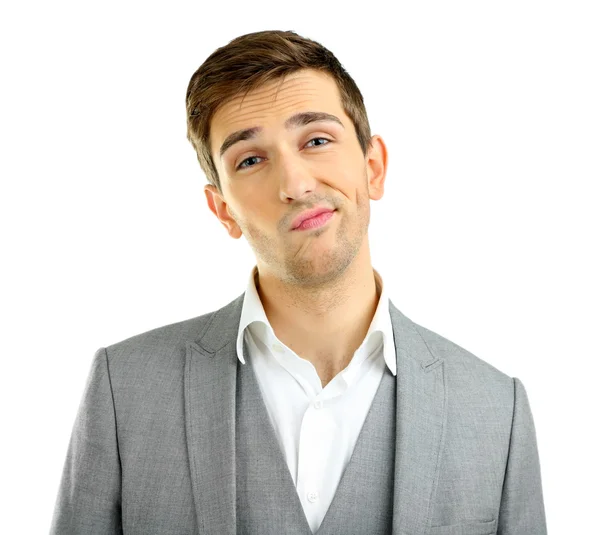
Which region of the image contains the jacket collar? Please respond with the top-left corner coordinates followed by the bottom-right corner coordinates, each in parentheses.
top-left (184, 293), bottom-right (446, 534)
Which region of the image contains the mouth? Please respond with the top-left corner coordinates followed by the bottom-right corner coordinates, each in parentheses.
top-left (292, 210), bottom-right (336, 231)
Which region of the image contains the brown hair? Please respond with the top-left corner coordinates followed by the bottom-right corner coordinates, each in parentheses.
top-left (185, 30), bottom-right (372, 195)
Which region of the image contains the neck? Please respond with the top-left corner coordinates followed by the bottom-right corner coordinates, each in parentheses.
top-left (255, 243), bottom-right (381, 383)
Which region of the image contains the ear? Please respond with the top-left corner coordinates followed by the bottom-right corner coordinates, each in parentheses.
top-left (204, 185), bottom-right (243, 239)
top-left (365, 135), bottom-right (388, 201)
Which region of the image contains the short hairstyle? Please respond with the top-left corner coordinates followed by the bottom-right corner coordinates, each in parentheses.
top-left (185, 30), bottom-right (372, 195)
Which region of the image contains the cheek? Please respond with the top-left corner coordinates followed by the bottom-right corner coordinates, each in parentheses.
top-left (327, 145), bottom-right (365, 179)
top-left (241, 204), bottom-right (277, 233)
top-left (329, 160), bottom-right (366, 202)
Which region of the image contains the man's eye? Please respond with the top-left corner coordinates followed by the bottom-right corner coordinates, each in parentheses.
top-left (236, 137), bottom-right (331, 170)
top-left (237, 156), bottom-right (264, 170)
top-left (305, 137), bottom-right (331, 148)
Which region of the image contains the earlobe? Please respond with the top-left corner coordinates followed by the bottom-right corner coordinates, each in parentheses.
top-left (366, 135), bottom-right (388, 201)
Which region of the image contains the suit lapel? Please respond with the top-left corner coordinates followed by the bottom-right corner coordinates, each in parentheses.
top-left (389, 302), bottom-right (447, 535)
top-left (184, 294), bottom-right (243, 535)
top-left (183, 294), bottom-right (447, 535)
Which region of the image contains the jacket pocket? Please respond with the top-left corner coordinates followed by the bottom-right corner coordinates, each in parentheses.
top-left (427, 518), bottom-right (497, 535)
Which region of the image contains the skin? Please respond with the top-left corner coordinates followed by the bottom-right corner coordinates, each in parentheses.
top-left (204, 68), bottom-right (388, 387)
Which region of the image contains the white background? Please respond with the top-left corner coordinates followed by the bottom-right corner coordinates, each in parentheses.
top-left (1, 1), bottom-right (598, 532)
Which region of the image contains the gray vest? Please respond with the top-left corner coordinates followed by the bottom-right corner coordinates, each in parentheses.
top-left (235, 352), bottom-right (397, 535)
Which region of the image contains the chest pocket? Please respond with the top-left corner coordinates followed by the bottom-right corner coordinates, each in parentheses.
top-left (427, 518), bottom-right (497, 535)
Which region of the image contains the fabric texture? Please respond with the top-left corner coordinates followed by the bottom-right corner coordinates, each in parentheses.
top-left (50, 291), bottom-right (547, 534)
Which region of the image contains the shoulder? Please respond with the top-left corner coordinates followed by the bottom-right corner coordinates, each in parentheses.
top-left (410, 319), bottom-right (515, 404)
top-left (101, 293), bottom-right (243, 379)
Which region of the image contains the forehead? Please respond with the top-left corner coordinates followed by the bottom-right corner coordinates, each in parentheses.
top-left (210, 69), bottom-right (347, 157)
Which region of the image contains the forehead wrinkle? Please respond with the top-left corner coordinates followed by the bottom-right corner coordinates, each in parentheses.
top-left (225, 86), bottom-right (323, 117)
top-left (244, 78), bottom-right (314, 99)
top-left (215, 71), bottom-right (337, 124)
top-left (223, 73), bottom-right (328, 109)
top-left (247, 95), bottom-right (324, 117)
top-left (219, 94), bottom-right (317, 123)
top-left (218, 106), bottom-right (269, 126)
top-left (217, 87), bottom-right (306, 120)
top-left (217, 93), bottom-right (330, 132)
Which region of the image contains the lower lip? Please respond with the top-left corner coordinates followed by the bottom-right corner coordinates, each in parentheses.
top-left (294, 210), bottom-right (335, 231)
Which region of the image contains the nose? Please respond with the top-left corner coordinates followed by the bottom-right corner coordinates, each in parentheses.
top-left (276, 148), bottom-right (319, 202)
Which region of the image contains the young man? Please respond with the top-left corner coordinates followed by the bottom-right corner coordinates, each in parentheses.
top-left (50, 30), bottom-right (547, 534)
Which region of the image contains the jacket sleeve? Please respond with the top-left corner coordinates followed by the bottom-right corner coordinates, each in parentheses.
top-left (497, 377), bottom-right (547, 534)
top-left (50, 347), bottom-right (123, 534)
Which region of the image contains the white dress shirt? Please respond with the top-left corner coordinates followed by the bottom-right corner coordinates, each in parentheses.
top-left (235, 265), bottom-right (396, 534)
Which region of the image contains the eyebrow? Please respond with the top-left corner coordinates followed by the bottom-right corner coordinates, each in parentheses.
top-left (218, 111), bottom-right (345, 159)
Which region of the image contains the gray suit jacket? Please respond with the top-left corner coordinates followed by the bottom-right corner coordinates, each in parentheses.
top-left (50, 293), bottom-right (547, 534)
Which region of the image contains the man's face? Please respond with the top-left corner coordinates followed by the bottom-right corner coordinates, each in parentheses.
top-left (205, 68), bottom-right (387, 288)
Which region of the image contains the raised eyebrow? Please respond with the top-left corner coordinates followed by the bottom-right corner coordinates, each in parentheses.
top-left (219, 111), bottom-right (344, 159)
top-left (285, 111), bottom-right (344, 130)
top-left (219, 127), bottom-right (260, 159)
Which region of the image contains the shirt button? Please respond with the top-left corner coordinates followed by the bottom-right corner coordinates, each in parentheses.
top-left (307, 490), bottom-right (319, 503)
top-left (272, 343), bottom-right (284, 353)
top-left (314, 400), bottom-right (323, 409)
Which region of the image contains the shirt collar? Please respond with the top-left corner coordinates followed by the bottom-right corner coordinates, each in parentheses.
top-left (236, 265), bottom-right (396, 376)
